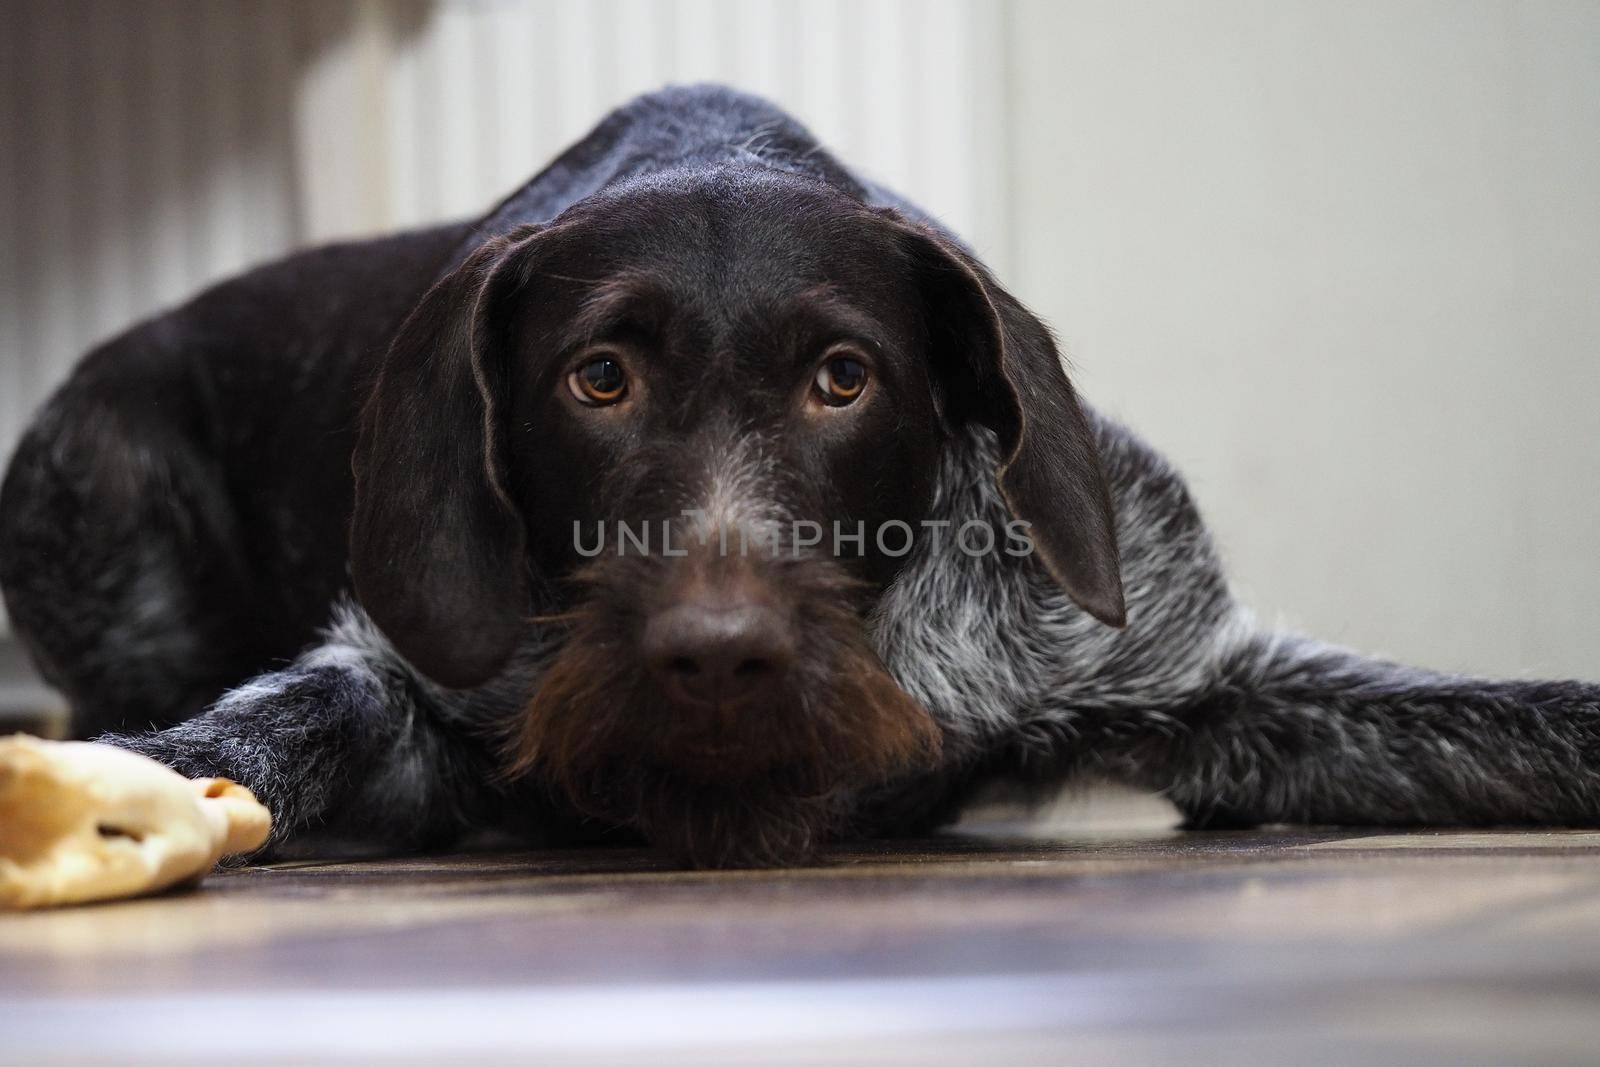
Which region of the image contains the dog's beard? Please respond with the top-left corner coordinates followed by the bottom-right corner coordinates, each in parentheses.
top-left (504, 559), bottom-right (941, 868)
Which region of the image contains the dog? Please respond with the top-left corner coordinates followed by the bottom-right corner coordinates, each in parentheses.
top-left (3, 85), bottom-right (1598, 867)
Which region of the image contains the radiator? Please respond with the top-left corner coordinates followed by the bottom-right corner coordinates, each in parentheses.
top-left (0, 0), bottom-right (1006, 634)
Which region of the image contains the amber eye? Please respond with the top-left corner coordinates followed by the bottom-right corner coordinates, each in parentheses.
top-left (568, 356), bottom-right (628, 406)
top-left (813, 354), bottom-right (869, 406)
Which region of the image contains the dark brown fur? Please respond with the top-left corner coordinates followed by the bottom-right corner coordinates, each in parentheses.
top-left (507, 551), bottom-right (940, 867)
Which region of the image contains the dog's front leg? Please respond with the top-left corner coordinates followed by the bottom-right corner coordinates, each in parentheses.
top-left (97, 643), bottom-right (493, 856)
top-left (1066, 631), bottom-right (1600, 830)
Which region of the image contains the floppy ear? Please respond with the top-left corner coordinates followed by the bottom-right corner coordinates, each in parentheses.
top-left (888, 214), bottom-right (1126, 627)
top-left (350, 231), bottom-right (536, 687)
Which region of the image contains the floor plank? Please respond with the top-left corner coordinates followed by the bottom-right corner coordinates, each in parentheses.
top-left (3, 827), bottom-right (1599, 1063)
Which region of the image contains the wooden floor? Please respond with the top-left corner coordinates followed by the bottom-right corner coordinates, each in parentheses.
top-left (4, 824), bottom-right (1600, 1064)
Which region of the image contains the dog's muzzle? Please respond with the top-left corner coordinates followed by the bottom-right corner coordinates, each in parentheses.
top-left (504, 539), bottom-right (942, 866)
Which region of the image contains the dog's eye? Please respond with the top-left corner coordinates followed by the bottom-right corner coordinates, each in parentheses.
top-left (569, 357), bottom-right (628, 406)
top-left (813, 355), bottom-right (869, 406)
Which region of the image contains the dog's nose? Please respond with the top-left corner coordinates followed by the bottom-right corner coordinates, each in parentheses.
top-left (643, 600), bottom-right (795, 710)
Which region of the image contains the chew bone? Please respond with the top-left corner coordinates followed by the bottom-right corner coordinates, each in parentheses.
top-left (0, 735), bottom-right (271, 909)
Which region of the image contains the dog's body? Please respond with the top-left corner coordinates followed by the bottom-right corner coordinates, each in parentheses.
top-left (4, 87), bottom-right (1599, 866)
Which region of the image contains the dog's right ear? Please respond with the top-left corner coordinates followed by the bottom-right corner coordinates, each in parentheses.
top-left (350, 231), bottom-right (537, 688)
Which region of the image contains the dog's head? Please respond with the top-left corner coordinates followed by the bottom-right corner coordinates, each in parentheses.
top-left (350, 167), bottom-right (1122, 866)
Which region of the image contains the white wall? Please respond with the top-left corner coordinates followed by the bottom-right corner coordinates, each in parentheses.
top-left (1008, 0), bottom-right (1600, 678)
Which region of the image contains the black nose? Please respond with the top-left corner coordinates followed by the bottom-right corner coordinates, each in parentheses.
top-left (643, 600), bottom-right (795, 710)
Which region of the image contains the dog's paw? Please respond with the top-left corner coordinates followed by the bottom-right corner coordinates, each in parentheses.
top-left (0, 735), bottom-right (270, 909)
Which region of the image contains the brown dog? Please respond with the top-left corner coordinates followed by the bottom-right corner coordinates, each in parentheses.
top-left (5, 87), bottom-right (1600, 867)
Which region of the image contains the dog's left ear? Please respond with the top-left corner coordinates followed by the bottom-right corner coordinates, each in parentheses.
top-left (885, 213), bottom-right (1126, 627)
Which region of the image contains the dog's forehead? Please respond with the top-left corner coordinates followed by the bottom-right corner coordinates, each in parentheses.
top-left (559, 168), bottom-right (909, 303)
